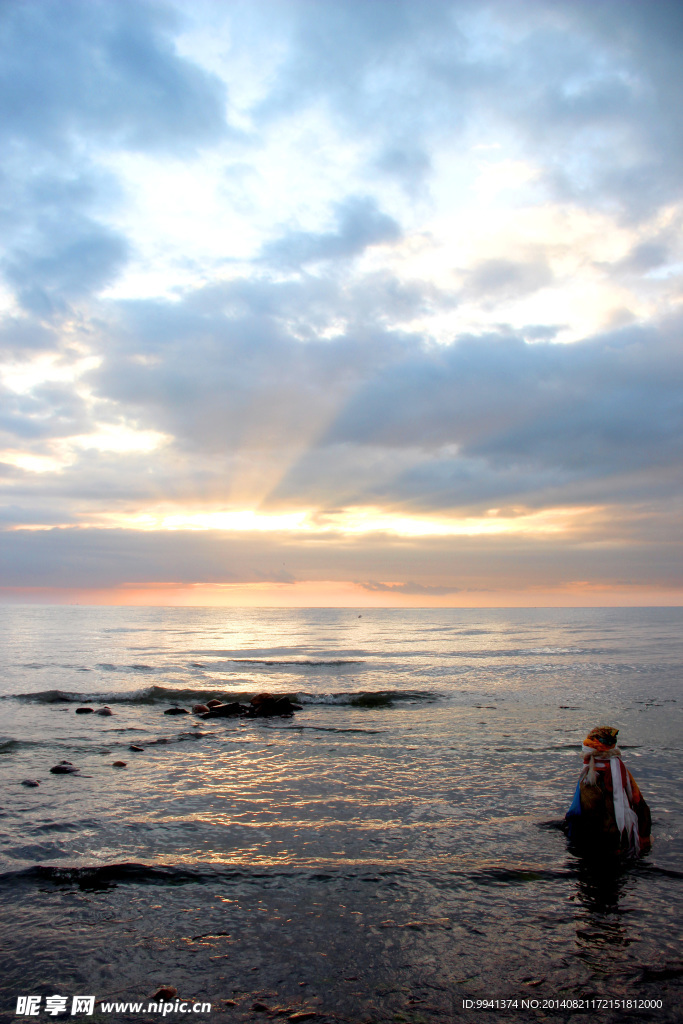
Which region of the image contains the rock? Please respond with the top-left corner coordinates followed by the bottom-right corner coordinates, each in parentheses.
top-left (164, 707), bottom-right (190, 715)
top-left (75, 707), bottom-right (95, 714)
top-left (289, 1014), bottom-right (317, 1022)
top-left (152, 987), bottom-right (177, 1000)
top-left (251, 1003), bottom-right (271, 1013)
top-left (222, 999), bottom-right (236, 1007)
top-left (250, 692), bottom-right (274, 707)
top-left (192, 704), bottom-right (210, 714)
top-left (112, 761), bottom-right (127, 768)
top-left (129, 744), bottom-right (145, 752)
top-left (206, 699), bottom-right (223, 708)
top-left (50, 763), bottom-right (79, 774)
top-left (201, 702), bottom-right (246, 719)
top-left (21, 779), bottom-right (40, 787)
top-left (251, 695), bottom-right (301, 718)
top-left (275, 697), bottom-right (302, 714)
top-left (96, 707), bottom-right (113, 716)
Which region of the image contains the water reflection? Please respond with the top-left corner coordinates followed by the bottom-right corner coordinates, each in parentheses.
top-left (571, 855), bottom-right (637, 973)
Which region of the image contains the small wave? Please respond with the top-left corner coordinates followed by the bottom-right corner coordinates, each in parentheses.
top-left (220, 658), bottom-right (365, 667)
top-left (0, 862), bottom-right (268, 890)
top-left (468, 866), bottom-right (575, 886)
top-left (302, 689), bottom-right (438, 707)
top-left (278, 725), bottom-right (383, 734)
top-left (0, 860), bottom-right (583, 893)
top-left (1, 737), bottom-right (70, 753)
top-left (4, 685), bottom-right (438, 708)
top-left (0, 863), bottom-right (209, 889)
top-left (95, 663), bottom-right (157, 673)
top-left (4, 685), bottom-right (240, 705)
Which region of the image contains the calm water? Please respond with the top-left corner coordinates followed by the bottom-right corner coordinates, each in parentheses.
top-left (0, 606), bottom-right (681, 1023)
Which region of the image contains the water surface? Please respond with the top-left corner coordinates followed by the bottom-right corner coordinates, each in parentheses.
top-left (1, 606), bottom-right (681, 1022)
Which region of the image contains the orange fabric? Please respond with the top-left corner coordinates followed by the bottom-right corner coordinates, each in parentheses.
top-left (584, 726), bottom-right (619, 751)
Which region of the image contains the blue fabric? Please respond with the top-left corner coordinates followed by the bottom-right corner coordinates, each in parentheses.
top-left (564, 780), bottom-right (582, 839)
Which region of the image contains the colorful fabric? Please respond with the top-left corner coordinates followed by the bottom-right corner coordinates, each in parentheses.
top-left (583, 725), bottom-right (619, 753)
top-left (565, 726), bottom-right (651, 856)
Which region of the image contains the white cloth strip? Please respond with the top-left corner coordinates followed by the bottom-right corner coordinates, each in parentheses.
top-left (610, 757), bottom-right (640, 854)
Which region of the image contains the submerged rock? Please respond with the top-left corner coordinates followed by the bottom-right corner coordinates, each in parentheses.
top-left (164, 707), bottom-right (190, 716)
top-left (192, 704), bottom-right (210, 714)
top-left (206, 699), bottom-right (223, 708)
top-left (152, 987), bottom-right (177, 1001)
top-left (129, 744), bottom-right (145, 752)
top-left (21, 779), bottom-right (40, 787)
top-left (50, 762), bottom-right (80, 774)
top-left (96, 707), bottom-right (113, 716)
top-left (75, 707), bottom-right (95, 714)
top-left (112, 761), bottom-right (127, 768)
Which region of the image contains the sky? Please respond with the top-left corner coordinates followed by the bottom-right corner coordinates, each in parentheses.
top-left (0, 0), bottom-right (682, 607)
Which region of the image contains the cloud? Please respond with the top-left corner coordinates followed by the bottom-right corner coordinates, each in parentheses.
top-left (5, 217), bottom-right (129, 316)
top-left (0, 316), bottom-right (61, 357)
top-left (46, 269), bottom-right (675, 518)
top-left (359, 580), bottom-right (461, 595)
top-left (323, 317), bottom-right (683, 480)
top-left (463, 255), bottom-right (554, 301)
top-left (0, 382), bottom-right (91, 442)
top-left (1, 0), bottom-right (682, 602)
top-left (261, 196), bottom-right (401, 269)
top-left (1, 523), bottom-right (679, 592)
top-left (0, 0), bottom-right (230, 314)
top-left (0, 0), bottom-right (228, 153)
top-left (248, 0), bottom-right (683, 214)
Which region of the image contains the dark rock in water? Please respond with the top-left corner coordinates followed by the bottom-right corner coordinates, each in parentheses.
top-left (75, 707), bottom-right (95, 714)
top-left (202, 702), bottom-right (246, 719)
top-left (129, 744), bottom-right (145, 751)
top-left (251, 695), bottom-right (301, 717)
top-left (96, 707), bottom-right (113, 716)
top-left (206, 699), bottom-right (223, 708)
top-left (250, 692), bottom-right (274, 707)
top-left (112, 761), bottom-right (127, 768)
top-left (152, 987), bottom-right (177, 1000)
top-left (164, 707), bottom-right (190, 715)
top-left (289, 1013), bottom-right (317, 1022)
top-left (21, 779), bottom-right (40, 787)
top-left (50, 763), bottom-right (80, 774)
top-left (192, 704), bottom-right (210, 714)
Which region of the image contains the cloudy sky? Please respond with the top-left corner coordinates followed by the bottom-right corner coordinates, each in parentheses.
top-left (1, 0), bottom-right (682, 606)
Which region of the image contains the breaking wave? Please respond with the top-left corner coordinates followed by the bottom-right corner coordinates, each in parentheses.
top-left (4, 685), bottom-right (439, 708)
